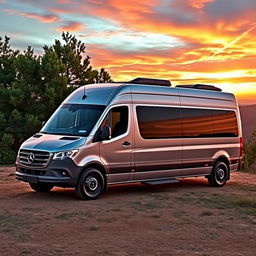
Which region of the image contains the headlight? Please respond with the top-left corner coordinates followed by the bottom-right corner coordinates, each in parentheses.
top-left (53, 149), bottom-right (79, 160)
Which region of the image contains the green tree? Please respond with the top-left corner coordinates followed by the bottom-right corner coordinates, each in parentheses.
top-left (0, 36), bottom-right (19, 164)
top-left (7, 47), bottom-right (42, 148)
top-left (0, 33), bottom-right (113, 164)
top-left (92, 68), bottom-right (113, 83)
top-left (0, 36), bottom-right (19, 89)
top-left (39, 49), bottom-right (69, 118)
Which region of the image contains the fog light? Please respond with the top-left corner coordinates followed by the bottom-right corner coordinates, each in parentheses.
top-left (58, 170), bottom-right (69, 177)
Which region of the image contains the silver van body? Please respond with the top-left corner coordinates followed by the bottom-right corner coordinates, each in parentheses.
top-left (15, 79), bottom-right (243, 199)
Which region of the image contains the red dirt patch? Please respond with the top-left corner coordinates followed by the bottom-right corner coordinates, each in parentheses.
top-left (0, 167), bottom-right (256, 256)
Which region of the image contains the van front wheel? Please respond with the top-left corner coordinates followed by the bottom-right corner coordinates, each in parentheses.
top-left (208, 161), bottom-right (229, 187)
top-left (75, 168), bottom-right (104, 200)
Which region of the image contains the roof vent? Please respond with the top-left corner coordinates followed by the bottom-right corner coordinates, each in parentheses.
top-left (176, 84), bottom-right (222, 92)
top-left (129, 78), bottom-right (171, 87)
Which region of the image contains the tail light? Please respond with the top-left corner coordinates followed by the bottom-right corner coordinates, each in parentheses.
top-left (239, 137), bottom-right (244, 157)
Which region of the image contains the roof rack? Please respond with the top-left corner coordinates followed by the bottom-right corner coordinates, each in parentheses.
top-left (129, 78), bottom-right (171, 87)
top-left (176, 84), bottom-right (222, 92)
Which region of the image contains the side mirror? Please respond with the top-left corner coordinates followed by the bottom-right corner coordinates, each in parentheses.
top-left (100, 125), bottom-right (111, 140)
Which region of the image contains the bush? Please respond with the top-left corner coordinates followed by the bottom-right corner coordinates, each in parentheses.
top-left (243, 131), bottom-right (256, 173)
top-left (0, 134), bottom-right (16, 164)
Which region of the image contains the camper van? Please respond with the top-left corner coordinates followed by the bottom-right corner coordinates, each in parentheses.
top-left (15, 78), bottom-right (243, 200)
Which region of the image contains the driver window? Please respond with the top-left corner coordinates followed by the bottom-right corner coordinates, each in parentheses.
top-left (111, 106), bottom-right (128, 138)
top-left (101, 106), bottom-right (129, 139)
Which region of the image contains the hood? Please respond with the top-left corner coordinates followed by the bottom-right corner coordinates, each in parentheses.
top-left (21, 133), bottom-right (87, 153)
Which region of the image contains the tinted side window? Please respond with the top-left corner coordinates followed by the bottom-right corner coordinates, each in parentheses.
top-left (181, 108), bottom-right (214, 138)
top-left (181, 108), bottom-right (238, 138)
top-left (136, 106), bottom-right (238, 139)
top-left (136, 106), bottom-right (181, 139)
top-left (213, 110), bottom-right (238, 137)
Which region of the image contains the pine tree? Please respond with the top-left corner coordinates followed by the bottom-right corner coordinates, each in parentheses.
top-left (0, 33), bottom-right (113, 164)
top-left (0, 36), bottom-right (19, 163)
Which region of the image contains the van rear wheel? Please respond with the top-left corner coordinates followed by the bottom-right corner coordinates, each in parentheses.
top-left (29, 183), bottom-right (54, 192)
top-left (75, 168), bottom-right (104, 200)
top-left (208, 161), bottom-right (229, 187)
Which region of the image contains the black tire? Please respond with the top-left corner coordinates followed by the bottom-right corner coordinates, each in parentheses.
top-left (75, 168), bottom-right (104, 200)
top-left (29, 183), bottom-right (54, 192)
top-left (208, 161), bottom-right (229, 187)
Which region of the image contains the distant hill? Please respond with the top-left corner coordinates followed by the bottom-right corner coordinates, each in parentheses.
top-left (239, 104), bottom-right (256, 140)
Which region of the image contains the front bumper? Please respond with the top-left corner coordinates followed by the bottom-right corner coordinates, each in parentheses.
top-left (15, 158), bottom-right (83, 187)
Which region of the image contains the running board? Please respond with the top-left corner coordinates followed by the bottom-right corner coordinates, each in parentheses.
top-left (141, 178), bottom-right (178, 185)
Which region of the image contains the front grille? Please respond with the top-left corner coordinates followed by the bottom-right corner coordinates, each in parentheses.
top-left (19, 149), bottom-right (50, 167)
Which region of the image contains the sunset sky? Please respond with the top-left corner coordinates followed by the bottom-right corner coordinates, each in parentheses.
top-left (0, 0), bottom-right (256, 104)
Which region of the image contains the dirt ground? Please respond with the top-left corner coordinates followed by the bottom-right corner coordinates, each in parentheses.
top-left (0, 167), bottom-right (255, 256)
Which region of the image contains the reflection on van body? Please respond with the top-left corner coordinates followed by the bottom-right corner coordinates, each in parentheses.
top-left (15, 78), bottom-right (243, 200)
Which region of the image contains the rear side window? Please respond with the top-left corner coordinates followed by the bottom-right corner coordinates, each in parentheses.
top-left (181, 108), bottom-right (214, 137)
top-left (213, 110), bottom-right (238, 137)
top-left (136, 106), bottom-right (181, 139)
top-left (181, 108), bottom-right (238, 137)
top-left (136, 106), bottom-right (238, 139)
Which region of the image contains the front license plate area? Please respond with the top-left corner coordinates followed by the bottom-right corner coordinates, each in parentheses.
top-left (23, 176), bottom-right (38, 184)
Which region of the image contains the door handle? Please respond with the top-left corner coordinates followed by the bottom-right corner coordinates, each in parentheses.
top-left (122, 141), bottom-right (131, 147)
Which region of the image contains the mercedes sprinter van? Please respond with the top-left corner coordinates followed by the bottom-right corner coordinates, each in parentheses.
top-left (15, 78), bottom-right (243, 199)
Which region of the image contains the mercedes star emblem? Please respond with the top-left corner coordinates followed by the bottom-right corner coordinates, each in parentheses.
top-left (27, 153), bottom-right (35, 163)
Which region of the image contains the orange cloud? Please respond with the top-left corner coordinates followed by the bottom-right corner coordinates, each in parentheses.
top-left (83, 0), bottom-right (256, 52)
top-left (6, 9), bottom-right (60, 23)
top-left (85, 0), bottom-right (158, 21)
top-left (57, 21), bottom-right (84, 32)
top-left (187, 0), bottom-right (215, 9)
top-left (86, 41), bottom-right (256, 104)
top-left (108, 0), bottom-right (157, 13)
top-left (4, 0), bottom-right (256, 104)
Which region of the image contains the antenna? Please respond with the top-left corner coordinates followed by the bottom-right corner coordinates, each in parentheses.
top-left (82, 85), bottom-right (87, 100)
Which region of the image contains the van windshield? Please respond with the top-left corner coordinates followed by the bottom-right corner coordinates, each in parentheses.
top-left (41, 104), bottom-right (105, 136)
